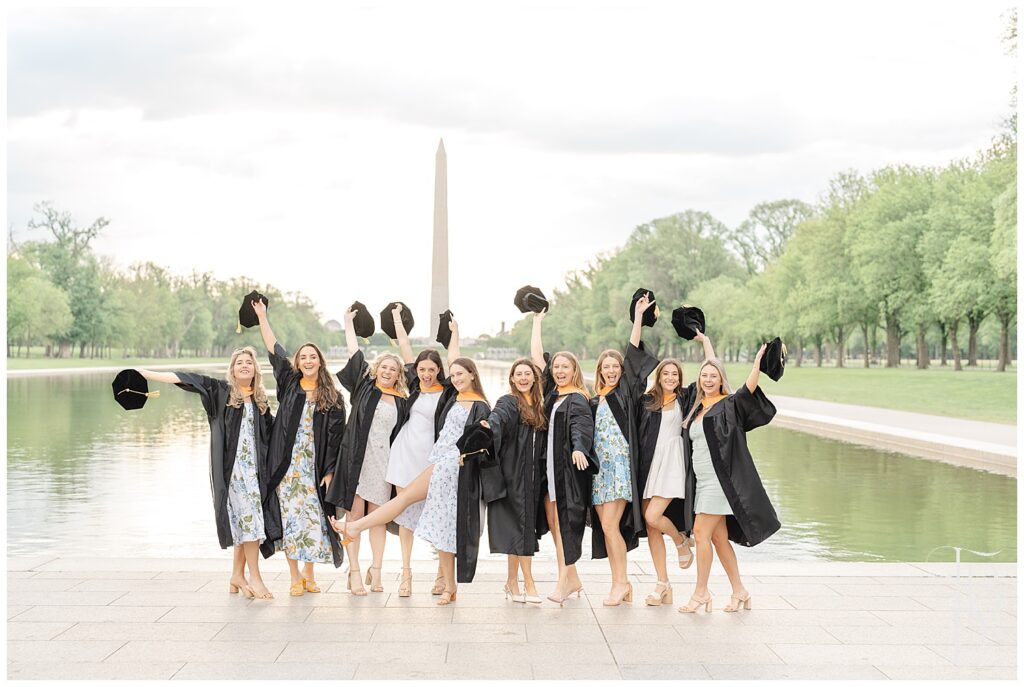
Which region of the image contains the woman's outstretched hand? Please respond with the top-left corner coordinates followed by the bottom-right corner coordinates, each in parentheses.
top-left (571, 450), bottom-right (589, 470)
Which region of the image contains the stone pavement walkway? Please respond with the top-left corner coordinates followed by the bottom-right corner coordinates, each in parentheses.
top-left (770, 395), bottom-right (1017, 476)
top-left (7, 556), bottom-right (1016, 680)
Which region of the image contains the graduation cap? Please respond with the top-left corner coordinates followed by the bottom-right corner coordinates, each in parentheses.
top-left (629, 288), bottom-right (660, 327)
top-left (456, 424), bottom-right (493, 466)
top-left (435, 310), bottom-right (455, 349)
top-left (514, 285), bottom-right (549, 314)
top-left (349, 301), bottom-right (375, 338)
top-left (236, 290), bottom-right (268, 333)
top-left (671, 305), bottom-right (705, 340)
top-left (760, 337), bottom-right (787, 382)
top-left (111, 369), bottom-right (160, 411)
top-left (380, 302), bottom-right (414, 340)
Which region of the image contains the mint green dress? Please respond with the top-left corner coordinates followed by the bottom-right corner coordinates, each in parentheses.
top-left (689, 417), bottom-right (733, 516)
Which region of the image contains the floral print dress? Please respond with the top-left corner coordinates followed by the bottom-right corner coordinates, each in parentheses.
top-left (414, 403), bottom-right (469, 554)
top-left (276, 399), bottom-right (332, 563)
top-left (591, 400), bottom-right (632, 504)
top-left (227, 400), bottom-right (265, 545)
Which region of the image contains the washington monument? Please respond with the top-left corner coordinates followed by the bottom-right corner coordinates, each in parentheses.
top-left (431, 139), bottom-right (449, 335)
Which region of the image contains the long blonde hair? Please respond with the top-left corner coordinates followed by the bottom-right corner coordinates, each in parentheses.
top-left (368, 352), bottom-right (410, 396)
top-left (551, 351), bottom-right (590, 399)
top-left (508, 358), bottom-right (546, 429)
top-left (645, 358), bottom-right (684, 412)
top-left (292, 342), bottom-right (343, 412)
top-left (682, 358), bottom-right (732, 428)
top-left (226, 346), bottom-right (270, 414)
top-left (594, 349), bottom-right (624, 391)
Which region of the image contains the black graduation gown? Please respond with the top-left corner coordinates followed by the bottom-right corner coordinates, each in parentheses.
top-left (264, 343), bottom-right (347, 566)
top-left (326, 350), bottom-right (410, 512)
top-left (682, 385), bottom-right (780, 547)
top-left (589, 341), bottom-right (658, 559)
top-left (174, 373), bottom-right (276, 555)
top-left (538, 355), bottom-right (598, 566)
top-left (637, 381), bottom-right (698, 535)
top-left (432, 396), bottom-right (504, 583)
top-left (485, 394), bottom-right (546, 556)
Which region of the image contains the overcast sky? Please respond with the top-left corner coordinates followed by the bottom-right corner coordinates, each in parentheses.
top-left (7, 1), bottom-right (1016, 335)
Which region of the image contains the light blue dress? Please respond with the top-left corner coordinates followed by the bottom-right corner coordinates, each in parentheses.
top-left (591, 400), bottom-right (632, 505)
top-left (689, 418), bottom-right (733, 515)
top-left (415, 403), bottom-right (470, 554)
top-left (226, 400), bottom-right (265, 544)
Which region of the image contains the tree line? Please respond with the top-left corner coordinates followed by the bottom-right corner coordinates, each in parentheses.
top-left (6, 202), bottom-right (354, 359)
top-left (507, 135), bottom-right (1017, 372)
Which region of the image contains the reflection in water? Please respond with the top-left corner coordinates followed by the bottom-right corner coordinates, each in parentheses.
top-left (6, 365), bottom-right (1017, 562)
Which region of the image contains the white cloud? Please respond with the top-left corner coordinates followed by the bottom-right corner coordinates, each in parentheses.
top-left (7, 0), bottom-right (1016, 334)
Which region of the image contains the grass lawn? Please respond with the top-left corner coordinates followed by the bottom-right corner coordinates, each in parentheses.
top-left (576, 358), bottom-right (1016, 424)
top-left (6, 356), bottom-right (228, 370)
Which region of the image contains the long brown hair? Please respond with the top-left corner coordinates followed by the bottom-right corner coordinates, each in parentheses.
top-left (645, 358), bottom-right (684, 412)
top-left (551, 351), bottom-right (590, 399)
top-left (594, 349), bottom-right (624, 392)
top-left (226, 346), bottom-right (270, 414)
top-left (450, 357), bottom-right (488, 403)
top-left (682, 358), bottom-right (732, 428)
top-left (293, 342), bottom-right (343, 412)
top-left (508, 358), bottom-right (546, 429)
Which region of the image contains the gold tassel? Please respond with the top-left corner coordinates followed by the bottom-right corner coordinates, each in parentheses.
top-left (236, 319), bottom-right (242, 334)
top-left (117, 389), bottom-right (160, 398)
top-left (458, 448), bottom-right (489, 466)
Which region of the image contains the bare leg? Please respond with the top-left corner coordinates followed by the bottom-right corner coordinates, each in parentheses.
top-left (437, 551), bottom-right (457, 604)
top-left (229, 544), bottom-right (248, 592)
top-left (643, 498), bottom-right (669, 598)
top-left (366, 501), bottom-right (386, 591)
top-left (285, 556), bottom-right (303, 586)
top-left (346, 466), bottom-right (433, 535)
top-left (346, 496), bottom-right (367, 576)
top-left (395, 486), bottom-right (415, 571)
top-left (302, 561), bottom-right (316, 586)
top-left (595, 499), bottom-right (629, 601)
top-left (506, 555), bottom-right (521, 596)
top-left (710, 517), bottom-right (746, 597)
top-left (691, 514), bottom-right (721, 597)
top-left (242, 541), bottom-right (272, 598)
top-left (543, 497), bottom-right (567, 595)
top-left (645, 496), bottom-right (684, 545)
top-left (520, 555), bottom-right (538, 597)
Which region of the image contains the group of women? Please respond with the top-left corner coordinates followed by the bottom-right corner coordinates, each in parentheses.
top-left (134, 292), bottom-right (780, 614)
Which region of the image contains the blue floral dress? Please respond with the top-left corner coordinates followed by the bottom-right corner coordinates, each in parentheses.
top-left (227, 400), bottom-right (265, 544)
top-left (414, 403), bottom-right (469, 554)
top-left (591, 400), bottom-right (632, 504)
top-left (276, 399), bottom-right (332, 563)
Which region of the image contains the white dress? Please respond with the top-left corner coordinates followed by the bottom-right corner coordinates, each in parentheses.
top-left (387, 391), bottom-right (441, 487)
top-left (546, 397), bottom-right (566, 502)
top-left (354, 400), bottom-right (398, 506)
top-left (643, 403), bottom-right (686, 499)
top-left (414, 403), bottom-right (469, 553)
top-left (389, 391), bottom-right (442, 530)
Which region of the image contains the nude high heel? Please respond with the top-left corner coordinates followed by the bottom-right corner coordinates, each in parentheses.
top-left (603, 583), bottom-right (633, 607)
top-left (723, 591), bottom-right (752, 612)
top-left (678, 592), bottom-right (713, 613)
top-left (347, 567), bottom-right (367, 596)
top-left (645, 581), bottom-right (673, 606)
top-left (398, 567), bottom-right (413, 598)
top-left (366, 566), bottom-right (384, 593)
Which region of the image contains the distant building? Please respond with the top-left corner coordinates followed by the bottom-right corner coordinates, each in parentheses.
top-left (325, 319), bottom-right (342, 332)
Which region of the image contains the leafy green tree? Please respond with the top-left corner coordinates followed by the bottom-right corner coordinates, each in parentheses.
top-left (729, 199), bottom-right (814, 275)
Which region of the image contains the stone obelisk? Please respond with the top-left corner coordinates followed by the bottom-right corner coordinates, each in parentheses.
top-left (430, 139), bottom-right (449, 335)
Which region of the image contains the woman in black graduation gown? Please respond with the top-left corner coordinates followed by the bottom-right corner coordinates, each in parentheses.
top-left (325, 307), bottom-right (409, 595)
top-left (480, 358), bottom-right (547, 604)
top-left (587, 293), bottom-right (659, 606)
top-left (636, 331), bottom-right (715, 606)
top-left (678, 346), bottom-right (778, 614)
top-left (254, 300), bottom-right (346, 597)
top-left (332, 358), bottom-right (501, 605)
top-left (529, 310), bottom-right (597, 605)
top-left (135, 347), bottom-right (275, 599)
